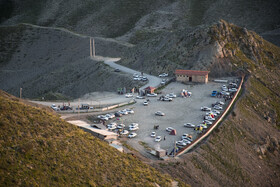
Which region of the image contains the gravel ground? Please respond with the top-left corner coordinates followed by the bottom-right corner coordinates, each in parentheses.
top-left (117, 81), bottom-right (233, 154)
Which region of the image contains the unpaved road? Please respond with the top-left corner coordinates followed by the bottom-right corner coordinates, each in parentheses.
top-left (93, 56), bottom-right (162, 90)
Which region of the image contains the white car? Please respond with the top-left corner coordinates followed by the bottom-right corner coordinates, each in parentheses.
top-left (133, 73), bottom-right (138, 77)
top-left (105, 114), bottom-right (114, 119)
top-left (129, 123), bottom-right (139, 128)
top-left (147, 93), bottom-right (157, 97)
top-left (117, 124), bottom-right (125, 129)
top-left (201, 106), bottom-right (211, 111)
top-left (167, 93), bottom-right (177, 98)
top-left (216, 101), bottom-right (225, 105)
top-left (203, 120), bottom-right (213, 125)
top-left (151, 132), bottom-right (156, 137)
top-left (182, 139), bottom-right (191, 145)
top-left (176, 141), bottom-right (187, 146)
top-left (128, 132), bottom-right (137, 138)
top-left (120, 130), bottom-right (129, 135)
top-left (222, 85), bottom-right (228, 91)
top-left (108, 126), bottom-right (116, 130)
top-left (133, 77), bottom-right (140, 81)
top-left (51, 104), bottom-right (60, 111)
top-left (229, 82), bottom-right (238, 87)
top-left (196, 124), bottom-right (208, 129)
top-left (166, 127), bottom-right (174, 132)
top-left (221, 91), bottom-right (230, 96)
top-left (213, 105), bottom-right (223, 110)
top-left (212, 110), bottom-right (221, 115)
top-left (143, 101), bottom-right (149, 106)
top-left (125, 93), bottom-right (133, 98)
top-left (99, 115), bottom-right (109, 121)
top-left (155, 111), bottom-right (165, 116)
top-left (119, 110), bottom-right (128, 115)
top-left (181, 134), bottom-right (193, 141)
top-left (159, 73), bottom-right (168, 77)
top-left (129, 126), bottom-right (139, 131)
top-left (107, 122), bottom-right (117, 127)
top-left (229, 88), bottom-right (237, 92)
top-left (155, 136), bottom-right (162, 142)
top-left (184, 123), bottom-right (195, 128)
top-left (136, 96), bottom-right (144, 99)
top-left (125, 109), bottom-right (134, 114)
top-left (204, 116), bottom-right (215, 121)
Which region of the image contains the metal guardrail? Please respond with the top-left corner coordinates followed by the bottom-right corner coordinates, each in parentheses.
top-left (175, 76), bottom-right (244, 157)
top-left (57, 100), bottom-right (135, 114)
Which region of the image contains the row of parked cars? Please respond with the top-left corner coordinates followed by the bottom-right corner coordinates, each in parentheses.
top-left (211, 82), bottom-right (238, 97)
top-left (97, 108), bottom-right (134, 121)
top-left (133, 73), bottom-right (148, 81)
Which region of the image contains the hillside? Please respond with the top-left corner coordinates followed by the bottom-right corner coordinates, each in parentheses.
top-left (150, 21), bottom-right (280, 187)
top-left (0, 24), bottom-right (139, 100)
top-left (1, 0), bottom-right (279, 45)
top-left (0, 90), bottom-right (184, 186)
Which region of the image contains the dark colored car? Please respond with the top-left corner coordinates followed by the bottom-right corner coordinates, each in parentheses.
top-left (114, 112), bottom-right (122, 117)
top-left (211, 91), bottom-right (217, 97)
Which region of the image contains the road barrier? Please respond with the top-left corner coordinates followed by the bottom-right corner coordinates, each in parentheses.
top-left (57, 99), bottom-right (135, 114)
top-left (175, 76), bottom-right (244, 157)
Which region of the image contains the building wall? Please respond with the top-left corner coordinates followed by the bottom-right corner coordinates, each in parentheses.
top-left (176, 74), bottom-right (208, 83)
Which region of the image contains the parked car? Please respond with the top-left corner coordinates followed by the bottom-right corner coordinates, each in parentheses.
top-left (221, 91), bottom-right (230, 96)
top-left (120, 130), bottom-right (129, 135)
top-left (108, 126), bottom-right (116, 130)
top-left (136, 96), bottom-right (144, 99)
top-left (196, 124), bottom-right (208, 129)
top-left (105, 114), bottom-right (114, 119)
top-left (60, 106), bottom-right (72, 110)
top-left (176, 141), bottom-right (187, 146)
top-left (229, 82), bottom-right (238, 87)
top-left (229, 88), bottom-right (237, 92)
top-left (203, 120), bottom-right (213, 125)
top-left (125, 93), bottom-right (133, 98)
top-left (213, 105), bottom-right (223, 110)
top-left (128, 132), bottom-right (137, 138)
top-left (114, 112), bottom-right (122, 117)
top-left (155, 111), bottom-right (165, 116)
top-left (211, 91), bottom-right (218, 97)
top-left (182, 139), bottom-right (191, 145)
top-left (184, 123), bottom-right (195, 128)
top-left (129, 126), bottom-right (139, 131)
top-left (98, 115), bottom-right (109, 121)
top-left (143, 101), bottom-right (149, 106)
top-left (155, 136), bottom-right (162, 142)
top-left (212, 110), bottom-right (221, 115)
top-left (166, 93), bottom-right (177, 98)
top-left (51, 104), bottom-right (60, 111)
top-left (125, 109), bottom-right (134, 114)
top-left (201, 106), bottom-right (211, 111)
top-left (151, 132), bottom-right (156, 137)
top-left (166, 127), bottom-right (174, 132)
top-left (114, 68), bottom-right (120, 72)
top-left (215, 101), bottom-right (225, 105)
top-left (181, 133), bottom-right (193, 141)
top-left (159, 73), bottom-right (168, 77)
top-left (119, 110), bottom-right (128, 115)
top-left (117, 124), bottom-right (125, 129)
top-left (107, 123), bottom-right (117, 127)
top-left (129, 123), bottom-right (139, 128)
top-left (222, 85), bottom-right (228, 91)
top-left (204, 116), bottom-right (215, 121)
top-left (206, 112), bottom-right (217, 117)
top-left (159, 96), bottom-right (172, 101)
top-left (147, 93), bottom-right (157, 97)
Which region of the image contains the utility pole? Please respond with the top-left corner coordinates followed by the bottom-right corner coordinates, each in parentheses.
top-left (90, 38), bottom-right (95, 58)
top-left (19, 88), bottom-right (22, 99)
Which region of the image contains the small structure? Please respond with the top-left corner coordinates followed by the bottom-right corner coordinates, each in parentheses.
top-left (156, 149), bottom-right (166, 158)
top-left (68, 120), bottom-right (118, 140)
top-left (175, 69), bottom-right (209, 83)
top-left (144, 86), bottom-right (156, 94)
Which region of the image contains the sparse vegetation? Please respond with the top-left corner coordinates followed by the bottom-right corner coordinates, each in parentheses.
top-left (0, 91), bottom-right (178, 186)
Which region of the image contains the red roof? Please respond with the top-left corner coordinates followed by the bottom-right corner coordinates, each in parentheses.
top-left (145, 86), bottom-right (156, 90)
top-left (175, 69), bottom-right (209, 76)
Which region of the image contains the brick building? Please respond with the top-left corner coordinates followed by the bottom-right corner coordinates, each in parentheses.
top-left (175, 69), bottom-right (209, 83)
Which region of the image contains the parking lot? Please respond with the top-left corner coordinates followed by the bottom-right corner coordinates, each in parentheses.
top-left (114, 80), bottom-right (234, 155)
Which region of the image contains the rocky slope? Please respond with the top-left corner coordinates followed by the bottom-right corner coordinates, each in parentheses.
top-left (0, 24), bottom-right (139, 100)
top-left (0, 90), bottom-right (185, 186)
top-left (1, 0), bottom-right (279, 45)
top-left (150, 20), bottom-right (280, 187)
